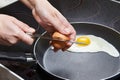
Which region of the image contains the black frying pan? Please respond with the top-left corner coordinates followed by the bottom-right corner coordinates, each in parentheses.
top-left (34, 22), bottom-right (120, 80)
top-left (0, 22), bottom-right (120, 80)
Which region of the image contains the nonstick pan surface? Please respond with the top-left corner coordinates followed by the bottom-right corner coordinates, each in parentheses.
top-left (34, 22), bottom-right (120, 80)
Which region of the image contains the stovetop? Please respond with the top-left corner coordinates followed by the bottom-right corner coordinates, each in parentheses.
top-left (0, 0), bottom-right (120, 80)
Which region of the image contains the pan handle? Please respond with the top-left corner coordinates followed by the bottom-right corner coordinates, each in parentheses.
top-left (0, 51), bottom-right (35, 62)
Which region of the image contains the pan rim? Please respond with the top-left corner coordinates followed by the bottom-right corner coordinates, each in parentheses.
top-left (34, 22), bottom-right (120, 80)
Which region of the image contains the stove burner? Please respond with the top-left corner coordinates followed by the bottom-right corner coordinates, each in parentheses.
top-left (59, 0), bottom-right (101, 20)
top-left (111, 17), bottom-right (120, 32)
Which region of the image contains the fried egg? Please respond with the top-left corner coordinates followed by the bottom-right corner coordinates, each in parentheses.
top-left (67, 35), bottom-right (119, 57)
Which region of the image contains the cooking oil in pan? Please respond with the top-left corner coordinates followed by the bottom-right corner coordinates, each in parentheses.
top-left (43, 46), bottom-right (120, 80)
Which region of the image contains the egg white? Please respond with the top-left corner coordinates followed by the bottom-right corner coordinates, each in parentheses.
top-left (67, 35), bottom-right (119, 57)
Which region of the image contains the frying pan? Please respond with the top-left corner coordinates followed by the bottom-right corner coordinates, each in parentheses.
top-left (34, 22), bottom-right (120, 80)
top-left (0, 22), bottom-right (120, 80)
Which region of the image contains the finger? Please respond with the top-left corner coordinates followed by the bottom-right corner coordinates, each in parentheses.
top-left (69, 30), bottom-right (76, 42)
top-left (53, 10), bottom-right (77, 41)
top-left (48, 17), bottom-right (68, 34)
top-left (62, 42), bottom-right (72, 51)
top-left (13, 18), bottom-right (35, 33)
top-left (11, 23), bottom-right (35, 45)
top-left (18, 31), bottom-right (34, 45)
top-left (47, 10), bottom-right (71, 35)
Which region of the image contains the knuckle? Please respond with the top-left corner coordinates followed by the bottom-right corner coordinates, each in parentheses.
top-left (14, 31), bottom-right (21, 36)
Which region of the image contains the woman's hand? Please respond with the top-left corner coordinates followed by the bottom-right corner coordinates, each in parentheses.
top-left (20, 0), bottom-right (76, 51)
top-left (0, 14), bottom-right (35, 46)
top-left (32, 0), bottom-right (76, 50)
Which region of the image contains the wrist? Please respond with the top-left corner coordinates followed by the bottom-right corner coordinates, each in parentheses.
top-left (28, 0), bottom-right (39, 6)
top-left (28, 0), bottom-right (48, 6)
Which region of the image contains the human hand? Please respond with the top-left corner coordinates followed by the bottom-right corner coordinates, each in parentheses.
top-left (0, 14), bottom-right (35, 46)
top-left (31, 0), bottom-right (76, 51)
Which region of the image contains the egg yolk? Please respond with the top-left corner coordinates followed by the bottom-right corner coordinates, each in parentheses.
top-left (76, 36), bottom-right (91, 46)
